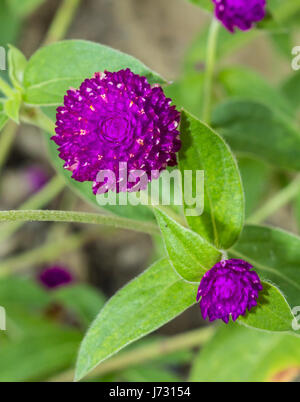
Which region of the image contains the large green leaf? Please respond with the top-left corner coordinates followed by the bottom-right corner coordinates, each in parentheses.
top-left (190, 323), bottom-right (300, 382)
top-left (212, 99), bottom-right (300, 171)
top-left (281, 70), bottom-right (300, 113)
top-left (154, 208), bottom-right (221, 282)
top-left (230, 225), bottom-right (300, 316)
top-left (179, 110), bottom-right (244, 250)
top-left (75, 258), bottom-right (197, 381)
top-left (23, 40), bottom-right (165, 106)
top-left (218, 67), bottom-right (293, 118)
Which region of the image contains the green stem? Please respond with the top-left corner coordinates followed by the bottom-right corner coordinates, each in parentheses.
top-left (0, 175), bottom-right (65, 242)
top-left (248, 175), bottom-right (300, 224)
top-left (202, 18), bottom-right (220, 125)
top-left (0, 209), bottom-right (161, 236)
top-left (43, 0), bottom-right (81, 45)
top-left (0, 77), bottom-right (14, 98)
top-left (50, 326), bottom-right (214, 382)
top-left (0, 121), bottom-right (17, 174)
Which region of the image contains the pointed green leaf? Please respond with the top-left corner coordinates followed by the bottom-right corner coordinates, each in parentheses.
top-left (154, 208), bottom-right (221, 282)
top-left (239, 281), bottom-right (296, 334)
top-left (75, 258), bottom-right (197, 381)
top-left (8, 45), bottom-right (27, 90)
top-left (179, 110), bottom-right (244, 250)
top-left (23, 40), bottom-right (165, 106)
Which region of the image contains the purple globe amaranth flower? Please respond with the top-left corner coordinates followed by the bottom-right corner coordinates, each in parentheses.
top-left (52, 69), bottom-right (181, 194)
top-left (212, 0), bottom-right (266, 33)
top-left (197, 259), bottom-right (263, 323)
top-left (38, 265), bottom-right (74, 290)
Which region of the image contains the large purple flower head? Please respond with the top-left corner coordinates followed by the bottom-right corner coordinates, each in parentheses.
top-left (197, 259), bottom-right (263, 323)
top-left (38, 265), bottom-right (74, 290)
top-left (212, 0), bottom-right (266, 33)
top-left (53, 69), bottom-right (181, 194)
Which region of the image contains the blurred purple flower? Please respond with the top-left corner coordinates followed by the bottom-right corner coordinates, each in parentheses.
top-left (38, 265), bottom-right (74, 290)
top-left (212, 0), bottom-right (266, 33)
top-left (197, 259), bottom-right (263, 323)
top-left (52, 68), bottom-right (181, 194)
top-left (25, 166), bottom-right (48, 192)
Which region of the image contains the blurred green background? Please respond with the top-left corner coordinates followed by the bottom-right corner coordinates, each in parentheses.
top-left (0, 0), bottom-right (300, 382)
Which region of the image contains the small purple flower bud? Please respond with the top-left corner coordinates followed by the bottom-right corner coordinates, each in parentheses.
top-left (52, 69), bottom-right (181, 194)
top-left (197, 259), bottom-right (263, 323)
top-left (38, 265), bottom-right (74, 290)
top-left (212, 0), bottom-right (266, 33)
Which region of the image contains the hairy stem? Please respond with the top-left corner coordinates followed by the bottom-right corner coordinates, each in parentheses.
top-left (0, 209), bottom-right (161, 236)
top-left (202, 18), bottom-right (220, 125)
top-left (248, 174), bottom-right (300, 224)
top-left (43, 0), bottom-right (81, 45)
top-left (50, 326), bottom-right (214, 382)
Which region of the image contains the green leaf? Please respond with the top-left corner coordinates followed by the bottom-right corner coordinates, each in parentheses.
top-left (52, 284), bottom-right (106, 327)
top-left (239, 281), bottom-right (295, 334)
top-left (190, 323), bottom-right (300, 382)
top-left (154, 208), bottom-right (221, 282)
top-left (218, 67), bottom-right (294, 118)
top-left (23, 40), bottom-right (165, 106)
top-left (230, 225), bottom-right (300, 317)
top-left (281, 70), bottom-right (300, 113)
top-left (179, 110), bottom-right (244, 250)
top-left (212, 99), bottom-right (300, 171)
top-left (75, 258), bottom-right (197, 381)
top-left (7, 0), bottom-right (46, 18)
top-left (4, 90), bottom-right (21, 123)
top-left (0, 103), bottom-right (8, 130)
top-left (238, 157), bottom-right (271, 218)
top-left (8, 45), bottom-right (27, 90)
top-left (186, 0), bottom-right (213, 12)
top-left (0, 276), bottom-right (50, 311)
top-left (0, 312), bottom-right (81, 381)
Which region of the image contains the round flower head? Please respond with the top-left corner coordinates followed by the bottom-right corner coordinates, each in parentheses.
top-left (53, 69), bottom-right (181, 194)
top-left (197, 259), bottom-right (263, 323)
top-left (38, 265), bottom-right (74, 290)
top-left (212, 0), bottom-right (266, 33)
